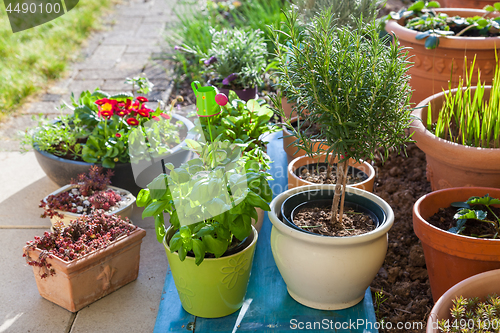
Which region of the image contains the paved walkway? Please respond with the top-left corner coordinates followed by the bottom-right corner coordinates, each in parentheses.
top-left (0, 0), bottom-right (182, 331)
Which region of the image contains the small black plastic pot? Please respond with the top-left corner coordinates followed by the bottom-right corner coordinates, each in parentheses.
top-left (280, 188), bottom-right (386, 235)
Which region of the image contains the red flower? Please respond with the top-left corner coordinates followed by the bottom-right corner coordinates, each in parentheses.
top-left (116, 102), bottom-right (125, 108)
top-left (127, 118), bottom-right (139, 126)
top-left (137, 108), bottom-right (152, 118)
top-left (160, 113), bottom-right (171, 120)
top-left (115, 133), bottom-right (122, 138)
top-left (95, 99), bottom-right (109, 106)
top-left (99, 110), bottom-right (114, 118)
top-left (125, 99), bottom-right (132, 109)
top-left (115, 109), bottom-right (130, 117)
top-left (136, 96), bottom-right (148, 103)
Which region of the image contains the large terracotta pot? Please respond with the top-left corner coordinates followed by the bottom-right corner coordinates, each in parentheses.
top-left (385, 8), bottom-right (500, 104)
top-left (427, 269), bottom-right (500, 332)
top-left (411, 86), bottom-right (500, 190)
top-left (287, 154), bottom-right (375, 192)
top-left (268, 184), bottom-right (394, 310)
top-left (413, 187), bottom-right (500, 303)
top-left (441, 0), bottom-right (495, 8)
top-left (164, 226), bottom-right (258, 318)
top-left (283, 117), bottom-right (329, 164)
top-left (25, 226), bottom-right (146, 312)
top-left (42, 184), bottom-right (136, 228)
top-left (34, 114), bottom-right (196, 196)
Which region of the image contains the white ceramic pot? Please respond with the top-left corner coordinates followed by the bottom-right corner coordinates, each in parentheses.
top-left (268, 184), bottom-right (394, 310)
top-left (42, 184), bottom-right (136, 228)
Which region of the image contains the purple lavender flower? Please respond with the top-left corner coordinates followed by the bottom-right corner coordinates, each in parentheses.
top-left (222, 73), bottom-right (238, 86)
top-left (204, 56), bottom-right (217, 66)
top-left (174, 45), bottom-right (181, 50)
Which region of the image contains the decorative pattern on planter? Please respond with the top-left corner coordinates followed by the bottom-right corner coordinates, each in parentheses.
top-left (176, 277), bottom-right (195, 309)
top-left (221, 256), bottom-right (250, 290)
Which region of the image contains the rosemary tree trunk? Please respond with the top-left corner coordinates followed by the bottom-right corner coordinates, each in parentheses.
top-left (330, 159), bottom-right (349, 227)
top-left (326, 154), bottom-right (335, 180)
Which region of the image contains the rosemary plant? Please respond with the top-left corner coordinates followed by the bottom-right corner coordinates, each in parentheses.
top-left (271, 7), bottom-right (413, 228)
top-left (294, 0), bottom-right (384, 25)
top-left (427, 56), bottom-right (500, 148)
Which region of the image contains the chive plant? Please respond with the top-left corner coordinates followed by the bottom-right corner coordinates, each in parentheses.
top-left (271, 7), bottom-right (413, 228)
top-left (427, 56), bottom-right (500, 148)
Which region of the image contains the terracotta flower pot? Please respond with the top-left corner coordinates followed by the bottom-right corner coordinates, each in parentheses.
top-left (413, 187), bottom-right (500, 302)
top-left (426, 268), bottom-right (500, 332)
top-left (42, 184), bottom-right (136, 228)
top-left (411, 86), bottom-right (500, 190)
top-left (283, 117), bottom-right (329, 164)
top-left (385, 8), bottom-right (500, 104)
top-left (441, 0), bottom-right (495, 8)
top-left (25, 226), bottom-right (146, 312)
top-left (218, 86), bottom-right (257, 102)
top-left (287, 154), bottom-right (375, 192)
top-left (164, 226), bottom-right (258, 318)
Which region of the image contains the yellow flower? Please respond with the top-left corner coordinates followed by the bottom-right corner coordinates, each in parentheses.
top-left (101, 103), bottom-right (113, 112)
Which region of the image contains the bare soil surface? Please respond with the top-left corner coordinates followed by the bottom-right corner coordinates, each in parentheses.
top-left (370, 143), bottom-right (433, 332)
top-left (294, 206), bottom-right (376, 236)
top-left (295, 163), bottom-right (368, 185)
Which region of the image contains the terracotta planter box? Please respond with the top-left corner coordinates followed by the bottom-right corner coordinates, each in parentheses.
top-left (385, 8), bottom-right (500, 104)
top-left (287, 154), bottom-right (375, 192)
top-left (24, 226), bottom-right (146, 312)
top-left (43, 184), bottom-right (136, 228)
top-left (413, 187), bottom-right (500, 302)
top-left (411, 86), bottom-right (500, 190)
top-left (426, 269), bottom-right (500, 332)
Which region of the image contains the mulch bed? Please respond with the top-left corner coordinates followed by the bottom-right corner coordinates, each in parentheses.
top-left (370, 143), bottom-right (433, 332)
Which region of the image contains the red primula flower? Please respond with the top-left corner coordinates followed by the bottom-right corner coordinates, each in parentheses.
top-left (137, 108), bottom-right (153, 118)
top-left (99, 110), bottom-right (114, 118)
top-left (95, 98), bottom-right (109, 106)
top-left (125, 99), bottom-right (132, 109)
top-left (115, 109), bottom-right (130, 117)
top-left (127, 118), bottom-right (139, 126)
top-left (160, 113), bottom-right (170, 120)
top-left (116, 102), bottom-right (125, 108)
top-left (136, 96), bottom-right (148, 103)
top-left (115, 133), bottom-right (122, 138)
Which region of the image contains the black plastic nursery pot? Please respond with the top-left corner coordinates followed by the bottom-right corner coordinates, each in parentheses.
top-left (34, 114), bottom-right (195, 196)
top-left (280, 188), bottom-right (386, 235)
top-left (218, 86), bottom-right (258, 102)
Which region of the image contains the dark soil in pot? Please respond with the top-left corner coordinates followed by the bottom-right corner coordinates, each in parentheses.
top-left (370, 143), bottom-right (432, 332)
top-left (294, 162), bottom-right (368, 185)
top-left (428, 206), bottom-right (500, 239)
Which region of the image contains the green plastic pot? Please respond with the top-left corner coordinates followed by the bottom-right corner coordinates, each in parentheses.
top-left (163, 226), bottom-right (258, 318)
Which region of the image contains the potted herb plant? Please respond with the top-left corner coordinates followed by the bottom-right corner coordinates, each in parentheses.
top-left (413, 188), bottom-right (500, 302)
top-left (384, 1), bottom-right (500, 103)
top-left (410, 58), bottom-right (500, 190)
top-left (40, 166), bottom-right (136, 229)
top-left (23, 211), bottom-right (146, 312)
top-left (268, 8), bottom-right (413, 309)
top-left (426, 269), bottom-right (500, 332)
top-left (23, 77), bottom-right (195, 195)
top-left (137, 140), bottom-right (272, 318)
top-left (178, 27), bottom-right (267, 101)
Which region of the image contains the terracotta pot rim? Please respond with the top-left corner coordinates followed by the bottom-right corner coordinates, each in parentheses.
top-left (411, 86), bottom-right (500, 171)
top-left (413, 187), bottom-right (500, 244)
top-left (163, 226), bottom-right (258, 263)
top-left (269, 184), bottom-right (394, 244)
top-left (287, 154), bottom-right (375, 188)
top-left (385, 8), bottom-right (500, 49)
top-left (427, 268), bottom-right (500, 332)
top-left (24, 225), bottom-right (146, 271)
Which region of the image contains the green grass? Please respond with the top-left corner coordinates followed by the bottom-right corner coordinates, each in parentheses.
top-left (0, 0), bottom-right (115, 119)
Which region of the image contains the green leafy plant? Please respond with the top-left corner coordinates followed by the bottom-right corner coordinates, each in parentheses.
top-left (190, 91), bottom-right (279, 171)
top-left (387, 1), bottom-right (500, 49)
top-left (24, 81), bottom-right (184, 168)
top-left (427, 56), bottom-right (500, 148)
top-left (438, 294), bottom-right (500, 332)
top-left (179, 27), bottom-right (267, 90)
top-left (271, 7), bottom-right (413, 228)
top-left (137, 140), bottom-right (272, 265)
top-left (449, 194), bottom-right (500, 239)
top-left (125, 75), bottom-right (155, 95)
